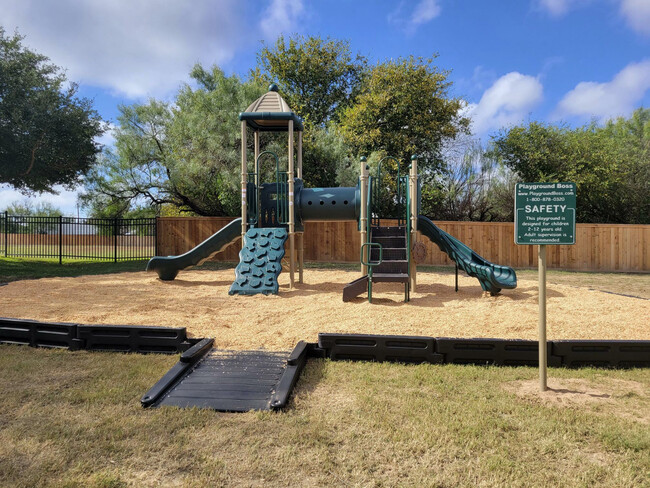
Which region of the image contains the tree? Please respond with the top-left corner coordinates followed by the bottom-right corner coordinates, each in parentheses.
top-left (2, 200), bottom-right (61, 216)
top-left (421, 137), bottom-right (517, 221)
top-left (340, 56), bottom-right (469, 174)
top-left (81, 65), bottom-right (266, 217)
top-left (0, 28), bottom-right (104, 193)
top-left (255, 35), bottom-right (367, 128)
top-left (601, 108), bottom-right (650, 224)
top-left (303, 125), bottom-right (355, 188)
top-left (489, 110), bottom-right (650, 224)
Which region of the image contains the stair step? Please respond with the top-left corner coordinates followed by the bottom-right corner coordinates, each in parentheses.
top-left (372, 226), bottom-right (407, 237)
top-left (375, 260), bottom-right (408, 274)
top-left (371, 248), bottom-right (406, 261)
top-left (373, 273), bottom-right (410, 283)
top-left (372, 236), bottom-right (405, 248)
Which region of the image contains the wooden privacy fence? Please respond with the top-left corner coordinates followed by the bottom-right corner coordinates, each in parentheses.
top-left (157, 217), bottom-right (650, 272)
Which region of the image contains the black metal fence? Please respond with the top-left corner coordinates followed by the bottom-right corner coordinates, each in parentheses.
top-left (1, 212), bottom-right (156, 263)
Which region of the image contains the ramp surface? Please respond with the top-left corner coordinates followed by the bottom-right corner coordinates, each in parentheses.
top-left (418, 215), bottom-right (517, 294)
top-left (229, 227), bottom-right (287, 296)
top-left (147, 218), bottom-right (242, 281)
top-left (155, 350), bottom-right (295, 411)
top-left (343, 275), bottom-right (369, 302)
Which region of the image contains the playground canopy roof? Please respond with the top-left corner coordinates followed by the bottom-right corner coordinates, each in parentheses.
top-left (239, 84), bottom-right (304, 132)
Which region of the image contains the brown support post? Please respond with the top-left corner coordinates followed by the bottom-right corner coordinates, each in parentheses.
top-left (298, 232), bottom-right (304, 283)
top-left (254, 130), bottom-right (260, 225)
top-left (241, 121), bottom-right (248, 248)
top-left (297, 131), bottom-right (303, 283)
top-left (409, 155), bottom-right (418, 291)
top-left (297, 131), bottom-right (303, 179)
top-left (359, 156), bottom-right (369, 275)
top-left (288, 120), bottom-right (295, 288)
top-left (538, 244), bottom-right (548, 391)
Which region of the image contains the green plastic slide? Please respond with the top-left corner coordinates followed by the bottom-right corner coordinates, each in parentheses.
top-left (418, 215), bottom-right (517, 294)
top-left (147, 218), bottom-right (242, 281)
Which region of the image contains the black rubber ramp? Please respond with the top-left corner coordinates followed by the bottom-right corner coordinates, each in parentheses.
top-left (151, 343), bottom-right (308, 412)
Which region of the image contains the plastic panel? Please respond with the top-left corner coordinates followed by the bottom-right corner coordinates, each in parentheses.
top-left (76, 325), bottom-right (189, 354)
top-left (436, 337), bottom-right (562, 366)
top-left (552, 340), bottom-right (650, 368)
top-left (318, 333), bottom-right (443, 364)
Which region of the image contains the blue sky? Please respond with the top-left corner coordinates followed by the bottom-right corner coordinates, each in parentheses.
top-left (1, 0), bottom-right (649, 214)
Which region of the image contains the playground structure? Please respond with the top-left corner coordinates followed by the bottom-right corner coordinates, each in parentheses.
top-left (147, 84), bottom-right (517, 300)
top-left (1, 77), bottom-right (646, 411)
top-left (3, 87), bottom-right (649, 416)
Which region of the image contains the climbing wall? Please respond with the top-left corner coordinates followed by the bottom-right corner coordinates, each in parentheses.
top-left (229, 227), bottom-right (287, 296)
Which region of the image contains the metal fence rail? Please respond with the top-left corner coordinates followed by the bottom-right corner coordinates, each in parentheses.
top-left (1, 213), bottom-right (156, 263)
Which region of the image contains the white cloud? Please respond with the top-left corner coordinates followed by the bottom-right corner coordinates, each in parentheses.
top-left (554, 60), bottom-right (650, 120)
top-left (411, 0), bottom-right (442, 25)
top-left (536, 0), bottom-right (591, 17)
top-left (95, 124), bottom-right (117, 149)
top-left (0, 185), bottom-right (82, 216)
top-left (464, 72), bottom-right (544, 135)
top-left (388, 0), bottom-right (441, 32)
top-left (259, 0), bottom-right (305, 39)
top-left (620, 0), bottom-right (650, 36)
top-left (538, 0), bottom-right (650, 36)
top-left (1, 0), bottom-right (298, 99)
top-left (538, 0), bottom-right (570, 16)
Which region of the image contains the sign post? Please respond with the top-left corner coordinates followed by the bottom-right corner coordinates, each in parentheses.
top-left (515, 182), bottom-right (576, 391)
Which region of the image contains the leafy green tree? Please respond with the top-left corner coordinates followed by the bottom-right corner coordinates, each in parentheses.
top-left (303, 125), bottom-right (355, 188)
top-left (421, 138), bottom-right (517, 221)
top-left (340, 56), bottom-right (470, 175)
top-left (601, 108), bottom-right (649, 224)
top-left (489, 109), bottom-right (650, 223)
top-left (2, 200), bottom-right (62, 216)
top-left (2, 200), bottom-right (62, 234)
top-left (81, 65), bottom-right (266, 217)
top-left (255, 35), bottom-right (367, 128)
top-left (0, 28), bottom-right (104, 193)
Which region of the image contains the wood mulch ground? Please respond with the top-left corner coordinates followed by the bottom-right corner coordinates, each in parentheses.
top-left (1, 268), bottom-right (648, 350)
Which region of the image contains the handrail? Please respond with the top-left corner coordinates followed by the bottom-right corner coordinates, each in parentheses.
top-left (254, 151), bottom-right (288, 226)
top-left (365, 175), bottom-right (373, 266)
top-left (376, 156), bottom-right (409, 226)
top-left (360, 242), bottom-right (382, 267)
top-left (405, 171), bottom-right (411, 284)
top-left (246, 172), bottom-right (258, 226)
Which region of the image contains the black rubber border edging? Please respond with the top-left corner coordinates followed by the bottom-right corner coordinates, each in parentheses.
top-left (141, 338), bottom-right (215, 407)
top-left (317, 333), bottom-right (650, 368)
top-left (0, 317), bottom-right (195, 354)
top-left (270, 341), bottom-right (311, 409)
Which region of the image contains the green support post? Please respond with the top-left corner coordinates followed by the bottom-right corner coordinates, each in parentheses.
top-left (361, 242), bottom-right (382, 304)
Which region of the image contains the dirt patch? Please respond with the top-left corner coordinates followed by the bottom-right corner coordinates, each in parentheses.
top-left (505, 378), bottom-right (649, 424)
top-left (0, 268), bottom-right (648, 350)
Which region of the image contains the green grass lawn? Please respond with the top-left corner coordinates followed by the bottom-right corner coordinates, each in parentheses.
top-left (0, 346), bottom-right (648, 487)
top-left (1, 260), bottom-right (648, 486)
top-left (0, 257), bottom-right (151, 283)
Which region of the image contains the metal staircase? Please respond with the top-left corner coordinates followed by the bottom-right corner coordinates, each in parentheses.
top-left (343, 156), bottom-right (411, 303)
top-left (370, 226), bottom-right (409, 289)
